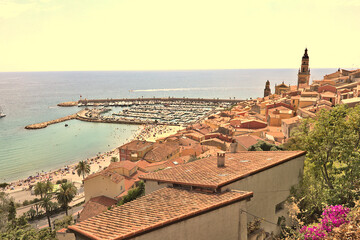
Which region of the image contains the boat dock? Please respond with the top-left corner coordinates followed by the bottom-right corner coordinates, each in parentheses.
top-left (27, 97), bottom-right (241, 129)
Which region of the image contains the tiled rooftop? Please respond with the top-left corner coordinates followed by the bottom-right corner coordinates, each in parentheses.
top-left (140, 151), bottom-right (305, 189)
top-left (79, 196), bottom-right (118, 222)
top-left (69, 187), bottom-right (252, 240)
top-left (84, 170), bottom-right (124, 184)
top-left (281, 116), bottom-right (301, 125)
top-left (144, 142), bottom-right (179, 162)
top-left (108, 161), bottom-right (137, 171)
top-left (119, 140), bottom-right (153, 151)
top-left (234, 135), bottom-right (262, 149)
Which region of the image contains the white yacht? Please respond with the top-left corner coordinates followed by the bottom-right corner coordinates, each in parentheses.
top-left (0, 106), bottom-right (6, 118)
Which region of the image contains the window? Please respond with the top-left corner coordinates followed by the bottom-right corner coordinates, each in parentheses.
top-left (121, 149), bottom-right (125, 153)
top-left (275, 201), bottom-right (285, 213)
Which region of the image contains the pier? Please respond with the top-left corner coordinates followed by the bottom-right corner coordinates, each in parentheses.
top-left (25, 113), bottom-right (78, 129)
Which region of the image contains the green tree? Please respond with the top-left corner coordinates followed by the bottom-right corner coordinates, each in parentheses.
top-left (27, 208), bottom-right (36, 220)
top-left (53, 215), bottom-right (74, 231)
top-left (56, 182), bottom-right (77, 216)
top-left (0, 192), bottom-right (13, 231)
top-left (40, 195), bottom-right (54, 230)
top-left (7, 201), bottom-right (16, 222)
top-left (117, 181), bottom-right (145, 206)
top-left (75, 160), bottom-right (91, 180)
top-left (0, 215), bottom-right (56, 239)
top-left (248, 140), bottom-right (283, 151)
top-left (34, 181), bottom-right (53, 199)
top-left (286, 105), bottom-right (360, 223)
top-left (111, 156), bottom-right (119, 162)
top-left (34, 181), bottom-right (54, 229)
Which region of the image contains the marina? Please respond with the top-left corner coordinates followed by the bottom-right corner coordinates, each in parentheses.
top-left (26, 98), bottom-right (236, 129)
top-left (73, 98), bottom-right (235, 126)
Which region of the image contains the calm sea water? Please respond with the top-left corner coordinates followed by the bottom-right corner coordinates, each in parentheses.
top-left (0, 69), bottom-right (336, 182)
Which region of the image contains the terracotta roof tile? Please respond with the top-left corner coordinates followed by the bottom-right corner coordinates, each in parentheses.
top-left (140, 151), bottom-right (305, 189)
top-left (234, 135), bottom-right (262, 149)
top-left (281, 116), bottom-right (301, 125)
top-left (69, 187), bottom-right (253, 240)
top-left (79, 196), bottom-right (117, 222)
top-left (108, 161), bottom-right (137, 171)
top-left (320, 91), bottom-right (336, 98)
top-left (119, 140), bottom-right (153, 151)
top-left (143, 142), bottom-right (179, 162)
top-left (84, 170), bottom-right (124, 184)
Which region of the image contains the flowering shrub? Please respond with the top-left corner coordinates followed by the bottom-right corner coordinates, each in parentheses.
top-left (321, 205), bottom-right (350, 232)
top-left (300, 225), bottom-right (326, 240)
top-left (300, 205), bottom-right (350, 240)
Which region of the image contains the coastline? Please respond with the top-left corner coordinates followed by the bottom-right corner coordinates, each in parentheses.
top-left (4, 124), bottom-right (182, 203)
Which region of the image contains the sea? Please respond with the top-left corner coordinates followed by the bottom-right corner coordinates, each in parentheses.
top-left (0, 69), bottom-right (336, 182)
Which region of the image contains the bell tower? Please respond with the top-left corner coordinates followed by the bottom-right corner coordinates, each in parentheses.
top-left (297, 48), bottom-right (310, 89)
top-left (264, 80), bottom-right (271, 97)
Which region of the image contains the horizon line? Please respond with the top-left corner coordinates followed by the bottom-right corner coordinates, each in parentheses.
top-left (0, 67), bottom-right (347, 73)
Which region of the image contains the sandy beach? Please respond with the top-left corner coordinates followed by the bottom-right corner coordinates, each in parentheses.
top-left (4, 124), bottom-right (182, 204)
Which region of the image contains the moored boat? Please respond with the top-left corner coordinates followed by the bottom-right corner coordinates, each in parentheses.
top-left (0, 106), bottom-right (6, 118)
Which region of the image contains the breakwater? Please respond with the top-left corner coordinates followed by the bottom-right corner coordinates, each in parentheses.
top-left (25, 109), bottom-right (177, 130)
top-left (57, 97), bottom-right (243, 107)
top-left (25, 113), bottom-right (78, 129)
top-left (78, 97), bottom-right (243, 104)
top-left (57, 101), bottom-right (78, 107)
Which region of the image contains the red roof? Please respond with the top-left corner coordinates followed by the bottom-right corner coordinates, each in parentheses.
top-left (143, 142), bottom-right (179, 162)
top-left (69, 187), bottom-right (253, 240)
top-left (108, 161), bottom-right (137, 171)
top-left (234, 135), bottom-right (262, 149)
top-left (79, 196), bottom-right (117, 222)
top-left (119, 140), bottom-right (153, 151)
top-left (140, 151), bottom-right (305, 189)
top-left (281, 116), bottom-right (301, 125)
top-left (84, 170), bottom-right (124, 184)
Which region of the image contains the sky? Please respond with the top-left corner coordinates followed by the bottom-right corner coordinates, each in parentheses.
top-left (0, 0), bottom-right (360, 72)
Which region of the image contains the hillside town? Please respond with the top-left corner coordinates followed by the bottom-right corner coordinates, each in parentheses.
top-left (2, 49), bottom-right (360, 239)
top-left (49, 49), bottom-right (360, 239)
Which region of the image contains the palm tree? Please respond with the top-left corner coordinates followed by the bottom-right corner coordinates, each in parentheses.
top-left (34, 181), bottom-right (53, 199)
top-left (40, 195), bottom-right (54, 229)
top-left (111, 156), bottom-right (119, 162)
top-left (75, 160), bottom-right (91, 180)
top-left (34, 181), bottom-right (54, 229)
top-left (56, 182), bottom-right (77, 216)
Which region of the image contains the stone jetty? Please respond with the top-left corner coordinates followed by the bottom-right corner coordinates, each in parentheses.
top-left (57, 101), bottom-right (78, 107)
top-left (25, 113), bottom-right (77, 129)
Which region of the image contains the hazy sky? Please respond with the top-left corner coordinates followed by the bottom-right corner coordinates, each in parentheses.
top-left (1, 0), bottom-right (359, 71)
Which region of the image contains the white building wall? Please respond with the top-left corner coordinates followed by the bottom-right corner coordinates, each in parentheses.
top-left (144, 156), bottom-right (305, 235)
top-left (144, 180), bottom-right (171, 195)
top-left (130, 200), bottom-right (248, 240)
top-left (224, 155), bottom-right (305, 234)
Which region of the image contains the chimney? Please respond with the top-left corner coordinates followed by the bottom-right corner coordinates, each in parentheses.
top-left (230, 141), bottom-right (238, 153)
top-left (217, 151), bottom-right (225, 167)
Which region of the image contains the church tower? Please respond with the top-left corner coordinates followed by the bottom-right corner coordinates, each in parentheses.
top-left (297, 48), bottom-right (310, 89)
top-left (264, 80), bottom-right (271, 97)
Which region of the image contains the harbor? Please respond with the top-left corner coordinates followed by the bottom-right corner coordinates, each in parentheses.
top-left (26, 98), bottom-right (238, 129)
